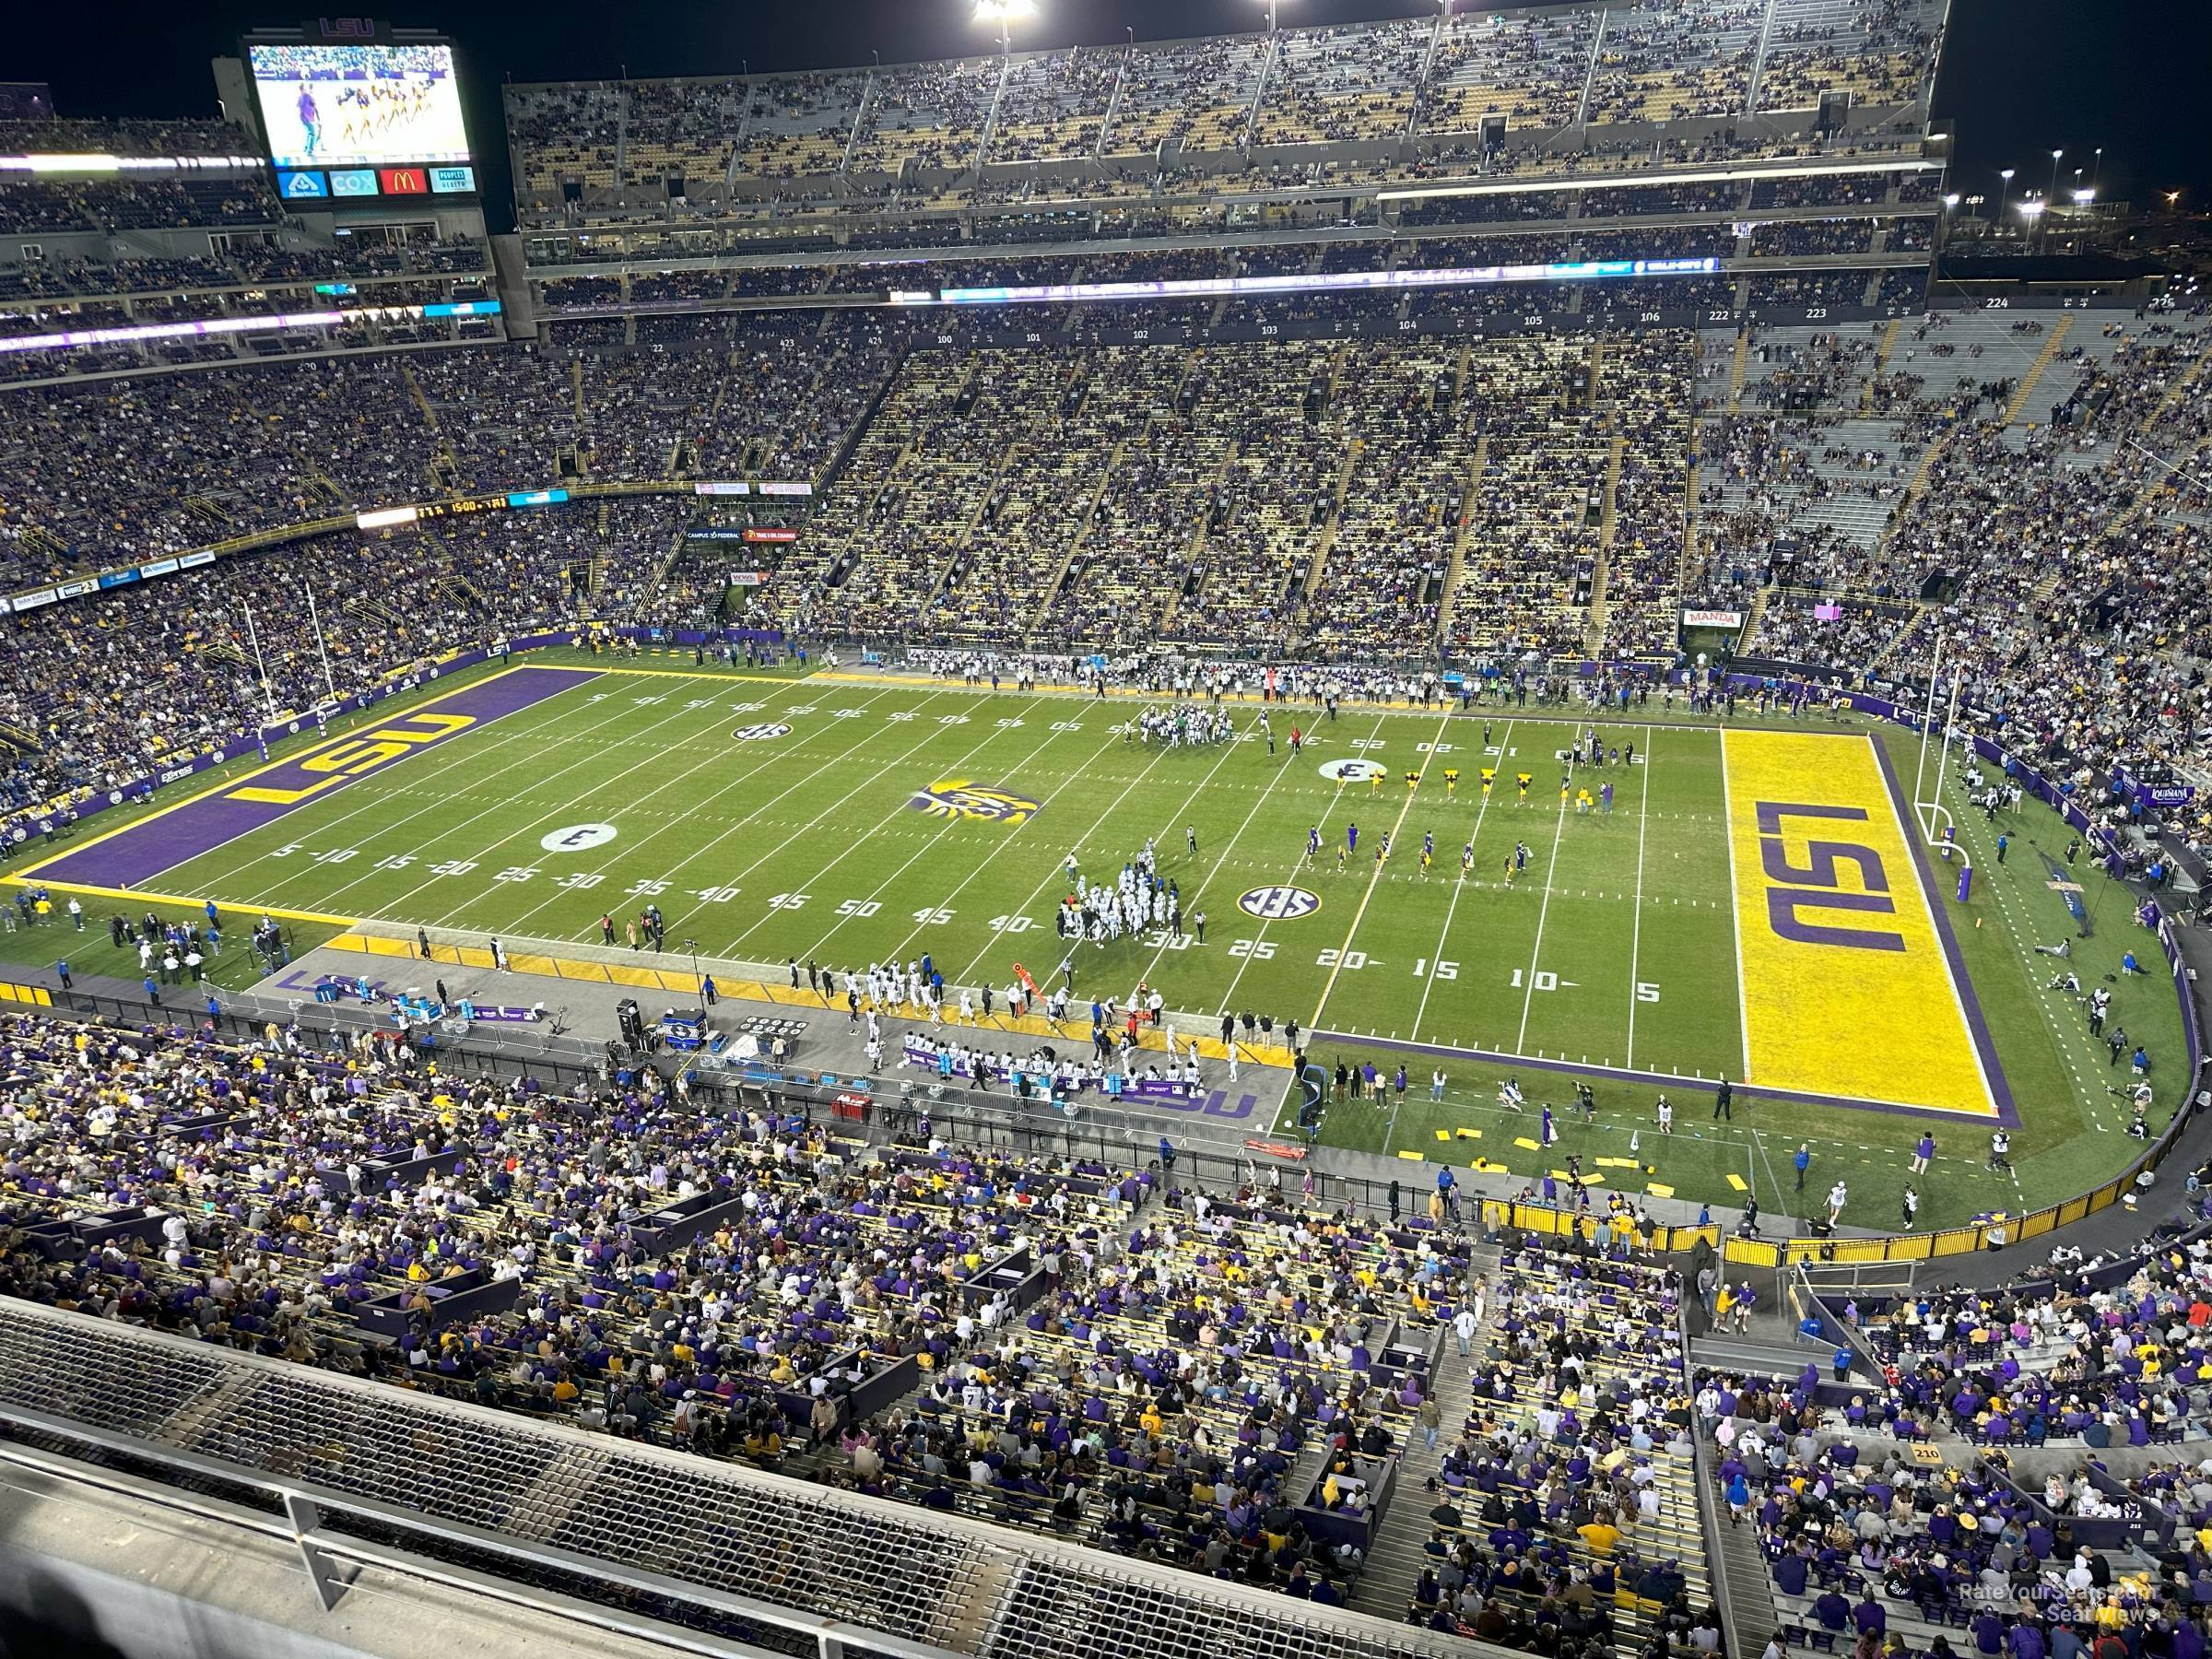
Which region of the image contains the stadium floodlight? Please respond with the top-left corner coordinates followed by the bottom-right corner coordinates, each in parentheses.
top-left (1254, 0), bottom-right (1292, 30)
top-left (1941, 193), bottom-right (1960, 207)
top-left (2072, 188), bottom-right (2095, 205)
top-left (2016, 196), bottom-right (2045, 218)
top-left (1995, 168), bottom-right (2015, 230)
top-left (972, 0), bottom-right (1037, 52)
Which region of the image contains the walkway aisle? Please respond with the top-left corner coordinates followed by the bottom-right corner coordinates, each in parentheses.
top-left (1347, 1250), bottom-right (1488, 1620)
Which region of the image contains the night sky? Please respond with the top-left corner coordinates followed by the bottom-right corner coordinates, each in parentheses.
top-left (13, 0), bottom-right (2201, 233)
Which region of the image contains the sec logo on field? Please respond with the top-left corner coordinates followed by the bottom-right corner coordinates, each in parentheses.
top-left (732, 723), bottom-right (793, 740)
top-left (1319, 758), bottom-right (1386, 782)
top-left (1238, 886), bottom-right (1322, 922)
top-left (541, 823), bottom-right (618, 853)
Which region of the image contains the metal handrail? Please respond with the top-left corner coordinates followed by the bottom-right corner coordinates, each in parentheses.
top-left (0, 1300), bottom-right (1497, 1659)
top-left (0, 1434), bottom-right (784, 1659)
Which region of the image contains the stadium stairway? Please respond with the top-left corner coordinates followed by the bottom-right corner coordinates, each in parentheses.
top-left (1860, 317), bottom-right (1905, 414)
top-left (1863, 606), bottom-right (1931, 675)
top-left (1292, 437), bottom-right (1367, 637)
top-left (1345, 1330), bottom-right (1481, 1622)
top-left (2001, 313), bottom-right (2076, 427)
top-left (1159, 438), bottom-right (1242, 633)
top-left (1433, 434), bottom-right (1488, 634)
top-left (1023, 435), bottom-right (1126, 635)
top-left (1707, 1458), bottom-right (1785, 1650)
top-left (1583, 434), bottom-right (1628, 653)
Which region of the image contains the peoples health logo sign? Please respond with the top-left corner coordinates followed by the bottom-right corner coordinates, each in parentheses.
top-left (1238, 886), bottom-right (1322, 921)
top-left (910, 780), bottom-right (1042, 826)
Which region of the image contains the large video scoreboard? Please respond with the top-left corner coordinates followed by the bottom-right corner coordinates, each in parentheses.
top-left (244, 20), bottom-right (477, 206)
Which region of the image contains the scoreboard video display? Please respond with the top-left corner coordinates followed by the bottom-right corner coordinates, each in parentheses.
top-left (248, 35), bottom-right (477, 205)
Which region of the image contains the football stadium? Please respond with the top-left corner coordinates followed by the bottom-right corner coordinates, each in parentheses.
top-left (0, 2), bottom-right (2206, 1655)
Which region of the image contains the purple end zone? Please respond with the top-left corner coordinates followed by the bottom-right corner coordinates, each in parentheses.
top-left (33, 667), bottom-right (594, 891)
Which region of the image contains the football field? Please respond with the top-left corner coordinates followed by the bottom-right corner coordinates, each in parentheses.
top-left (13, 654), bottom-right (2183, 1228)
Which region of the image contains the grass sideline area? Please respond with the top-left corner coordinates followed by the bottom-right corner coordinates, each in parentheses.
top-left (0, 897), bottom-right (346, 996)
top-left (4, 654), bottom-right (2181, 1228)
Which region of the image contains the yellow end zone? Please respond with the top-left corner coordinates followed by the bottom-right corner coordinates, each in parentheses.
top-left (1720, 728), bottom-right (1995, 1118)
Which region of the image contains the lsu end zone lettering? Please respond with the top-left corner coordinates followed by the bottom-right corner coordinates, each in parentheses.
top-left (1722, 729), bottom-right (1996, 1117)
top-left (227, 712), bottom-right (475, 805)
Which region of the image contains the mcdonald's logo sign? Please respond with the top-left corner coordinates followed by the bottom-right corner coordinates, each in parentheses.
top-left (377, 167), bottom-right (429, 195)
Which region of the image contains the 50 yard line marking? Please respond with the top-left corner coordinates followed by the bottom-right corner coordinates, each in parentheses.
top-left (805, 709), bottom-right (1129, 969)
top-left (1306, 709), bottom-right (1454, 1033)
top-left (1410, 716), bottom-right (1514, 1044)
top-left (716, 697), bottom-right (1049, 959)
top-left (1625, 724), bottom-right (1655, 1068)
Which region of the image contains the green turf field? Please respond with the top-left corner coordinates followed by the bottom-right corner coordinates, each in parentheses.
top-left (9, 655), bottom-right (2183, 1228)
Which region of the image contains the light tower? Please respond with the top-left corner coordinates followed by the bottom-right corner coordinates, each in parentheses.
top-left (972, 0), bottom-right (1037, 54)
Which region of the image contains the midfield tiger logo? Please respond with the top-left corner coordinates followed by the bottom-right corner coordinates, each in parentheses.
top-left (910, 779), bottom-right (1041, 826)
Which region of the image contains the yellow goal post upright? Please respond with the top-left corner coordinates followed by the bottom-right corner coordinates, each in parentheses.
top-left (1908, 625), bottom-right (1962, 846)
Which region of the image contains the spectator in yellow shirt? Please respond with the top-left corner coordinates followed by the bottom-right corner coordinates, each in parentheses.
top-left (1577, 1514), bottom-right (1623, 1556)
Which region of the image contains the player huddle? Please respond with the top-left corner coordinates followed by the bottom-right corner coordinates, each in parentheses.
top-left (1058, 841), bottom-right (1182, 946)
top-left (1124, 705), bottom-right (1235, 747)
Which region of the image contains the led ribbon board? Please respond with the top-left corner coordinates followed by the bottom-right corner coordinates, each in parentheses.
top-left (926, 256), bottom-right (1721, 307)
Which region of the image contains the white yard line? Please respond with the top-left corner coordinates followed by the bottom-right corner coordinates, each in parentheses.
top-left (712, 695), bottom-right (1043, 959)
top-left (189, 678), bottom-right (641, 903)
top-left (944, 717), bottom-right (1247, 988)
top-left (1291, 716), bottom-right (1451, 1040)
top-left (1218, 715), bottom-right (1394, 1021)
top-left (406, 686), bottom-right (932, 933)
top-left (488, 685), bottom-right (913, 941)
top-left (1717, 727), bottom-right (1755, 1080)
top-left (376, 681), bottom-right (929, 929)
top-left (239, 683), bottom-right (763, 913)
top-left (1125, 718), bottom-right (1311, 993)
top-left (1512, 749), bottom-right (1579, 1053)
top-left (1411, 716), bottom-right (1515, 1041)
top-left (1626, 724), bottom-right (1654, 1068)
top-left (795, 709), bottom-right (1120, 965)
